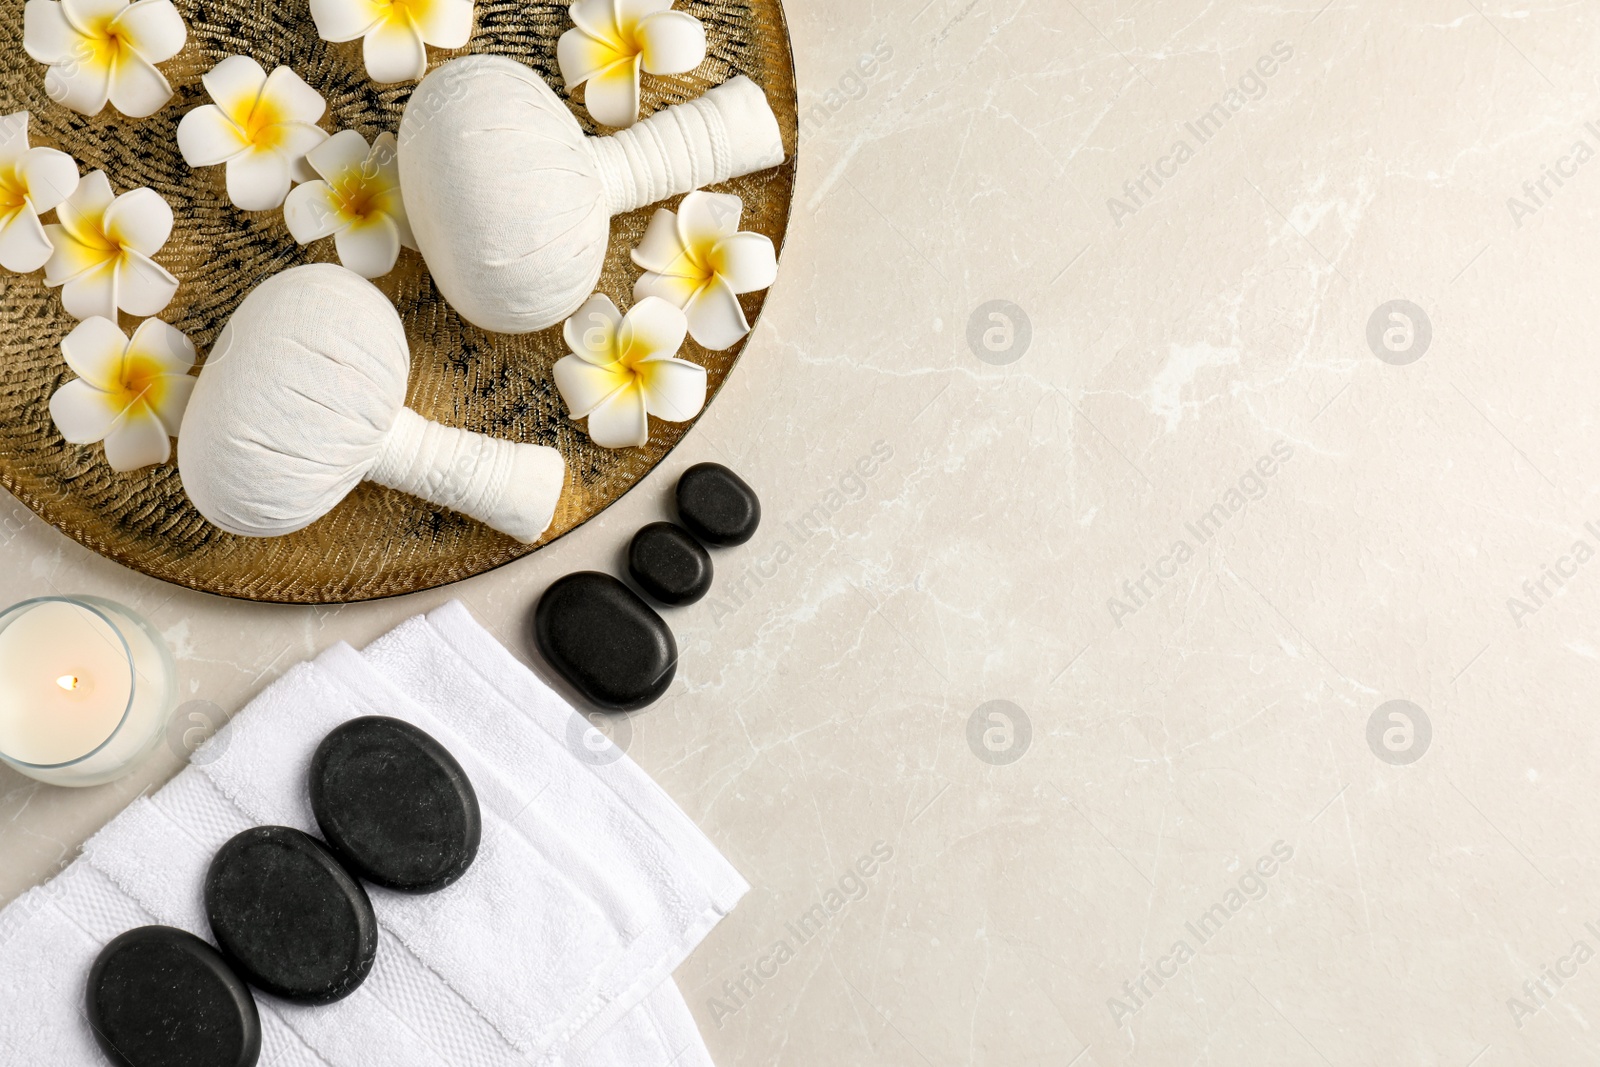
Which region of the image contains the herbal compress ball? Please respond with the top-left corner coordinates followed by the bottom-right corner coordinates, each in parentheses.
top-left (177, 264), bottom-right (566, 541)
top-left (397, 55), bottom-right (785, 334)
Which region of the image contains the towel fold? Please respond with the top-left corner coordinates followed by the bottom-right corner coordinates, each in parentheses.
top-left (0, 600), bottom-right (739, 1067)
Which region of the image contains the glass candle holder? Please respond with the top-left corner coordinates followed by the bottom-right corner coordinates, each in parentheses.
top-left (0, 595), bottom-right (178, 787)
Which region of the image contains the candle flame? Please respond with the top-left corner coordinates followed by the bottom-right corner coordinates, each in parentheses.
top-left (56, 675), bottom-right (79, 691)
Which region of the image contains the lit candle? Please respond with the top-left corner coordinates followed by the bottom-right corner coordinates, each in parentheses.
top-left (0, 596), bottom-right (178, 787)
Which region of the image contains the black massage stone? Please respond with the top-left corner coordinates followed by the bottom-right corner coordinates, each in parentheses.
top-left (310, 716), bottom-right (481, 893)
top-left (628, 522), bottom-right (713, 606)
top-left (675, 462), bottom-right (761, 546)
top-left (533, 571), bottom-right (677, 710)
top-left (86, 925), bottom-right (261, 1067)
top-left (204, 826), bottom-right (377, 1004)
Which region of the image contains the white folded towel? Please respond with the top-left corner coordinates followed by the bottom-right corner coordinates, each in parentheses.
top-left (0, 600), bottom-right (743, 1067)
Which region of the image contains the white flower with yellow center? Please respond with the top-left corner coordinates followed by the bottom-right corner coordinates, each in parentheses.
top-left (557, 0), bottom-right (706, 129)
top-left (309, 0), bottom-right (473, 84)
top-left (631, 190), bottom-right (775, 350)
top-left (553, 294), bottom-right (706, 448)
top-left (49, 316), bottom-right (196, 472)
top-left (43, 170), bottom-right (179, 321)
top-left (284, 130), bottom-right (415, 279)
top-left (23, 0), bottom-right (186, 118)
top-left (0, 112), bottom-right (80, 274)
top-left (176, 56), bottom-right (329, 212)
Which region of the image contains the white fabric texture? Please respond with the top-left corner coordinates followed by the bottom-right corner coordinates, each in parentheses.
top-left (0, 600), bottom-right (742, 1067)
top-left (178, 263), bottom-right (565, 542)
top-left (398, 57), bottom-right (786, 334)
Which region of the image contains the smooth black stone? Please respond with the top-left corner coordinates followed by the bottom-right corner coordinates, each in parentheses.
top-left (310, 716), bottom-right (481, 893)
top-left (87, 925), bottom-right (261, 1067)
top-left (205, 826), bottom-right (377, 1004)
top-left (533, 571), bottom-right (677, 710)
top-left (628, 522), bottom-right (713, 606)
top-left (675, 463), bottom-right (761, 546)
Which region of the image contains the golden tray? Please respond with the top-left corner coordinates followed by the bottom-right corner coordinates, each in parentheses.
top-left (0, 0), bottom-right (797, 602)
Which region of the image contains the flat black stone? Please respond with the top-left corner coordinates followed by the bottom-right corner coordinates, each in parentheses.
top-left (310, 716), bottom-right (481, 893)
top-left (628, 522), bottom-right (713, 606)
top-left (87, 925), bottom-right (260, 1067)
top-left (676, 463), bottom-right (761, 546)
top-left (205, 826), bottom-right (377, 1004)
top-left (533, 571), bottom-right (677, 711)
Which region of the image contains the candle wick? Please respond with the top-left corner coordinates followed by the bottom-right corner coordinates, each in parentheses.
top-left (56, 675), bottom-right (79, 691)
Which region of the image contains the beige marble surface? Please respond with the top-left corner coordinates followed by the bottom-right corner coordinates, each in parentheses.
top-left (7, 1), bottom-right (1600, 1063)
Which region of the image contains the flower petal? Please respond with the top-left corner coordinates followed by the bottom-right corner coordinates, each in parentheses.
top-left (677, 190), bottom-right (742, 248)
top-left (681, 274), bottom-right (750, 350)
top-left (116, 249), bottom-right (178, 316)
top-left (56, 170), bottom-right (113, 248)
top-left (630, 207), bottom-right (694, 275)
top-left (333, 214), bottom-right (400, 278)
top-left (127, 317), bottom-right (195, 373)
top-left (568, 0), bottom-right (620, 42)
top-left (636, 355), bottom-right (705, 423)
top-left (620, 294), bottom-right (689, 362)
top-left (201, 55), bottom-right (267, 129)
top-left (102, 186), bottom-right (172, 255)
top-left (615, 0), bottom-right (673, 24)
top-left (17, 146), bottom-right (80, 212)
top-left (634, 10), bottom-right (704, 76)
top-left (582, 380), bottom-right (648, 448)
top-left (552, 352), bottom-right (630, 419)
top-left (0, 210), bottom-right (55, 273)
top-left (557, 26), bottom-right (625, 88)
top-left (176, 104), bottom-right (248, 167)
top-left (582, 55), bottom-right (640, 128)
top-left (224, 147), bottom-right (291, 211)
top-left (59, 257), bottom-right (118, 320)
top-left (23, 1), bottom-right (76, 63)
top-left (632, 269), bottom-right (702, 310)
top-left (60, 315), bottom-right (129, 388)
top-left (0, 113), bottom-right (31, 169)
top-left (102, 405), bottom-right (172, 471)
top-left (304, 127), bottom-right (369, 181)
top-left (110, 0), bottom-right (186, 63)
top-left (107, 45), bottom-right (173, 117)
top-left (43, 225), bottom-right (103, 285)
top-left (308, 0), bottom-right (384, 42)
top-left (709, 230), bottom-right (776, 294)
top-left (145, 372), bottom-right (195, 435)
top-left (45, 55), bottom-right (113, 117)
top-left (61, 0), bottom-right (126, 35)
top-left (363, 15), bottom-right (427, 83)
top-left (261, 65), bottom-right (327, 125)
top-left (387, 193), bottom-right (416, 250)
top-left (277, 122), bottom-right (331, 183)
top-left (283, 180), bottom-right (345, 243)
top-left (562, 292), bottom-right (622, 364)
top-left (409, 0), bottom-right (472, 49)
top-left (50, 377), bottom-right (123, 444)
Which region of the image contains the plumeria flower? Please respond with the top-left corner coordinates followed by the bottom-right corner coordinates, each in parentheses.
top-left (49, 317), bottom-right (196, 472)
top-left (310, 0), bottom-right (473, 84)
top-left (284, 130), bottom-right (415, 278)
top-left (23, 0), bottom-right (186, 117)
top-left (177, 56), bottom-right (329, 212)
top-left (557, 0), bottom-right (706, 128)
top-left (43, 170), bottom-right (179, 321)
top-left (631, 190), bottom-right (775, 350)
top-left (553, 294), bottom-right (706, 449)
top-left (0, 112), bottom-right (80, 273)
